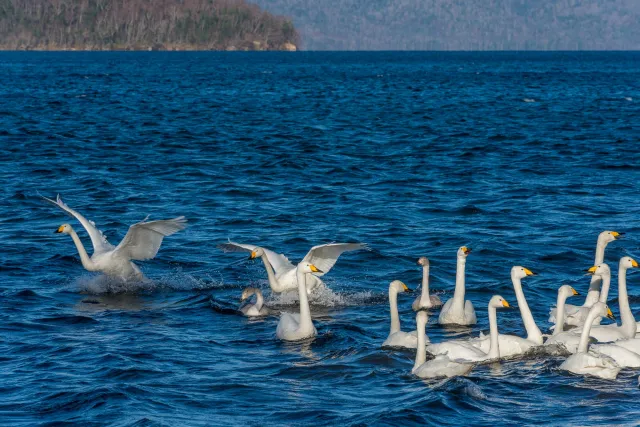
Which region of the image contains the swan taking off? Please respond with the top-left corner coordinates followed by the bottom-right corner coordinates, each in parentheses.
top-left (218, 241), bottom-right (366, 294)
top-left (438, 246), bottom-right (476, 325)
top-left (45, 195), bottom-right (186, 281)
top-left (276, 262), bottom-right (322, 341)
top-left (240, 288), bottom-right (273, 317)
top-left (382, 280), bottom-right (421, 349)
top-left (412, 257), bottom-right (443, 311)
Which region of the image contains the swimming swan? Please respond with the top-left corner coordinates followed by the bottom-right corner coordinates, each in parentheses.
top-left (240, 288), bottom-right (274, 317)
top-left (218, 241), bottom-right (366, 294)
top-left (438, 247), bottom-right (476, 325)
top-left (549, 231), bottom-right (621, 326)
top-left (382, 280), bottom-right (421, 349)
top-left (412, 257), bottom-right (443, 311)
top-left (45, 194), bottom-right (186, 281)
top-left (470, 267), bottom-right (543, 357)
top-left (559, 302), bottom-right (620, 379)
top-left (427, 295), bottom-right (510, 362)
top-left (544, 285), bottom-right (582, 353)
top-left (276, 262), bottom-right (322, 341)
top-left (412, 310), bottom-right (474, 379)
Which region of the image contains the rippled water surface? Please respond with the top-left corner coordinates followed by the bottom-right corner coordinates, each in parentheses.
top-left (1, 52), bottom-right (640, 426)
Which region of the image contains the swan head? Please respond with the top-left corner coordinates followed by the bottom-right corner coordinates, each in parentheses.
top-left (55, 224), bottom-right (72, 235)
top-left (416, 309), bottom-right (429, 326)
top-left (620, 256), bottom-right (639, 270)
top-left (390, 280), bottom-right (410, 293)
top-left (417, 257), bottom-right (429, 267)
top-left (592, 301), bottom-right (616, 321)
top-left (599, 230), bottom-right (623, 244)
top-left (489, 295), bottom-right (511, 309)
top-left (298, 262), bottom-right (323, 274)
top-left (511, 266), bottom-right (536, 279)
top-left (457, 246), bottom-right (471, 258)
top-left (559, 284), bottom-right (579, 299)
top-left (241, 287), bottom-right (259, 301)
top-left (249, 247), bottom-right (265, 259)
top-left (586, 263), bottom-right (610, 277)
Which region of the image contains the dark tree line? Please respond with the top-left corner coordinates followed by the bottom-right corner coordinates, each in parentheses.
top-left (0, 0), bottom-right (300, 50)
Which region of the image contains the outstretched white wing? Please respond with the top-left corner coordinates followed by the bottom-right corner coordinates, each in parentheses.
top-left (42, 194), bottom-right (114, 254)
top-left (302, 243), bottom-right (367, 277)
top-left (114, 216), bottom-right (187, 261)
top-left (218, 241), bottom-right (294, 276)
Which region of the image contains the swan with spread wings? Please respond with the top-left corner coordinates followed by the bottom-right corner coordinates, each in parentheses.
top-left (44, 195), bottom-right (187, 281)
top-left (218, 241), bottom-right (367, 294)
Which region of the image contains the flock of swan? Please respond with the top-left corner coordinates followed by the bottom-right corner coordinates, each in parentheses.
top-left (46, 195), bottom-right (640, 381)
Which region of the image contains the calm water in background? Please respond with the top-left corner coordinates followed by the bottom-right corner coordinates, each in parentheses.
top-left (1, 52), bottom-right (640, 426)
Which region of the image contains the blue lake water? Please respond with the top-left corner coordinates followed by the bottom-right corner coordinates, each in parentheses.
top-left (1, 51), bottom-right (640, 426)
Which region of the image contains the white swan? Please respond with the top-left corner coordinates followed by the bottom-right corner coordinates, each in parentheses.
top-left (412, 257), bottom-right (443, 311)
top-left (427, 295), bottom-right (510, 362)
top-left (549, 230), bottom-right (621, 326)
top-left (467, 266), bottom-right (543, 358)
top-left (45, 194), bottom-right (186, 281)
top-left (412, 310), bottom-right (474, 379)
top-left (218, 241), bottom-right (366, 294)
top-left (438, 246), bottom-right (476, 325)
top-left (382, 280), bottom-right (421, 349)
top-left (276, 262), bottom-right (321, 341)
top-left (239, 288), bottom-right (273, 317)
top-left (544, 285), bottom-right (582, 353)
top-left (559, 302), bottom-right (620, 379)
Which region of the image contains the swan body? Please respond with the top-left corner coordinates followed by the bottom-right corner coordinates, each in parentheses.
top-left (428, 295), bottom-right (510, 363)
top-left (219, 241), bottom-right (366, 294)
top-left (412, 311), bottom-right (473, 379)
top-left (469, 267), bottom-right (542, 358)
top-left (412, 257), bottom-right (442, 310)
top-left (544, 285), bottom-right (582, 353)
top-left (239, 288), bottom-right (273, 317)
top-left (549, 231), bottom-right (621, 326)
top-left (559, 302), bottom-right (620, 379)
top-left (45, 195), bottom-right (186, 281)
top-left (383, 280), bottom-right (422, 349)
top-left (438, 247), bottom-right (476, 325)
top-left (590, 344), bottom-right (640, 368)
top-left (276, 262), bottom-right (321, 341)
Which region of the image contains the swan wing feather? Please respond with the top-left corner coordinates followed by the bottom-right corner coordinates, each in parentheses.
top-left (302, 242), bottom-right (367, 277)
top-left (114, 216), bottom-right (187, 261)
top-left (218, 241), bottom-right (294, 276)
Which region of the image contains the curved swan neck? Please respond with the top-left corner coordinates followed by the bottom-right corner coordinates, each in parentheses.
top-left (69, 228), bottom-right (95, 271)
top-left (254, 290), bottom-right (264, 311)
top-left (553, 291), bottom-right (567, 336)
top-left (584, 239), bottom-right (608, 306)
top-left (419, 264), bottom-right (431, 306)
top-left (260, 254), bottom-right (281, 292)
top-left (511, 273), bottom-right (543, 344)
top-left (618, 264), bottom-right (636, 338)
top-left (487, 304), bottom-right (500, 359)
top-left (597, 273), bottom-right (611, 303)
top-left (452, 256), bottom-right (466, 311)
top-left (389, 287), bottom-right (400, 334)
top-left (578, 308), bottom-right (601, 353)
top-left (413, 316), bottom-right (428, 371)
top-left (296, 268), bottom-right (313, 331)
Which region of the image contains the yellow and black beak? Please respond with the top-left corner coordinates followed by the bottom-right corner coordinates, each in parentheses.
top-left (248, 251), bottom-right (257, 260)
top-left (400, 282), bottom-right (411, 292)
top-left (462, 247), bottom-right (471, 255)
top-left (502, 300), bottom-right (511, 308)
top-left (55, 226), bottom-right (64, 234)
top-left (523, 268), bottom-right (536, 276)
top-left (586, 266), bottom-right (598, 275)
top-left (310, 264), bottom-right (323, 274)
top-left (571, 288), bottom-right (580, 296)
top-left (631, 258), bottom-right (639, 268)
top-left (612, 231), bottom-right (624, 240)
top-left (606, 307), bottom-right (616, 321)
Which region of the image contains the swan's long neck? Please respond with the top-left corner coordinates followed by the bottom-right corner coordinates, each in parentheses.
top-left (597, 273), bottom-right (611, 303)
top-left (69, 229), bottom-right (95, 271)
top-left (618, 265), bottom-right (636, 339)
top-left (260, 254), bottom-right (281, 292)
top-left (413, 316), bottom-right (428, 371)
top-left (553, 291), bottom-right (567, 336)
top-left (584, 239), bottom-right (607, 307)
top-left (452, 256), bottom-right (466, 312)
top-left (254, 289), bottom-right (264, 311)
top-left (511, 274), bottom-right (543, 344)
top-left (419, 264), bottom-right (431, 307)
top-left (389, 288), bottom-right (401, 334)
top-left (577, 308), bottom-right (602, 353)
top-left (487, 304), bottom-right (500, 359)
top-left (296, 268), bottom-right (313, 332)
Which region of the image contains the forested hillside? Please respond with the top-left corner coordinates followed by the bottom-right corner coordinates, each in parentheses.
top-left (253, 0), bottom-right (640, 50)
top-left (0, 0), bottom-right (299, 50)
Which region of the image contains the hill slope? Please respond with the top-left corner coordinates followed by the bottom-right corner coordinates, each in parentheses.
top-left (0, 0), bottom-right (299, 50)
top-left (253, 0), bottom-right (640, 50)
